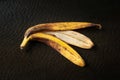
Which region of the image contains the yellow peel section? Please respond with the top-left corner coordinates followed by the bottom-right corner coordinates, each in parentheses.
top-left (50, 22), bottom-right (92, 30)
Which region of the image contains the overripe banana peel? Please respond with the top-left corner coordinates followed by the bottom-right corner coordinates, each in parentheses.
top-left (20, 32), bottom-right (85, 67)
top-left (24, 22), bottom-right (101, 38)
top-left (20, 22), bottom-right (101, 67)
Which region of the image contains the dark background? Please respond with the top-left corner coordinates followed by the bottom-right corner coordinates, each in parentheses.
top-left (0, 0), bottom-right (120, 80)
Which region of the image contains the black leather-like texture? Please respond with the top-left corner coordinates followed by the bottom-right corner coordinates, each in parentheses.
top-left (0, 0), bottom-right (120, 80)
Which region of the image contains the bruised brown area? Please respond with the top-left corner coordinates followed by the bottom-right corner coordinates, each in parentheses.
top-left (33, 37), bottom-right (66, 53)
top-left (25, 24), bottom-right (53, 37)
top-left (48, 41), bottom-right (62, 52)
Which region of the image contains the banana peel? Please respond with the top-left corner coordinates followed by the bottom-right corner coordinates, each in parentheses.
top-left (20, 32), bottom-right (85, 67)
top-left (20, 22), bottom-right (102, 67)
top-left (45, 30), bottom-right (94, 49)
top-left (24, 22), bottom-right (101, 38)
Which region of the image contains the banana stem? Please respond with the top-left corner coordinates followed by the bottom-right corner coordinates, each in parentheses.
top-left (20, 37), bottom-right (30, 49)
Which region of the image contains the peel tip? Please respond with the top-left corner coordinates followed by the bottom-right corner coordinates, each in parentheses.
top-left (94, 24), bottom-right (102, 29)
top-left (75, 58), bottom-right (86, 67)
top-left (20, 36), bottom-right (28, 50)
top-left (79, 61), bottom-right (85, 67)
top-left (97, 24), bottom-right (102, 29)
top-left (91, 23), bottom-right (102, 29)
top-left (20, 45), bottom-right (24, 50)
top-left (84, 42), bottom-right (94, 49)
top-left (90, 42), bottom-right (94, 48)
top-left (20, 41), bottom-right (26, 50)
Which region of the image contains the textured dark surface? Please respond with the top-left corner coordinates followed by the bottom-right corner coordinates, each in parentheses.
top-left (0, 0), bottom-right (120, 80)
